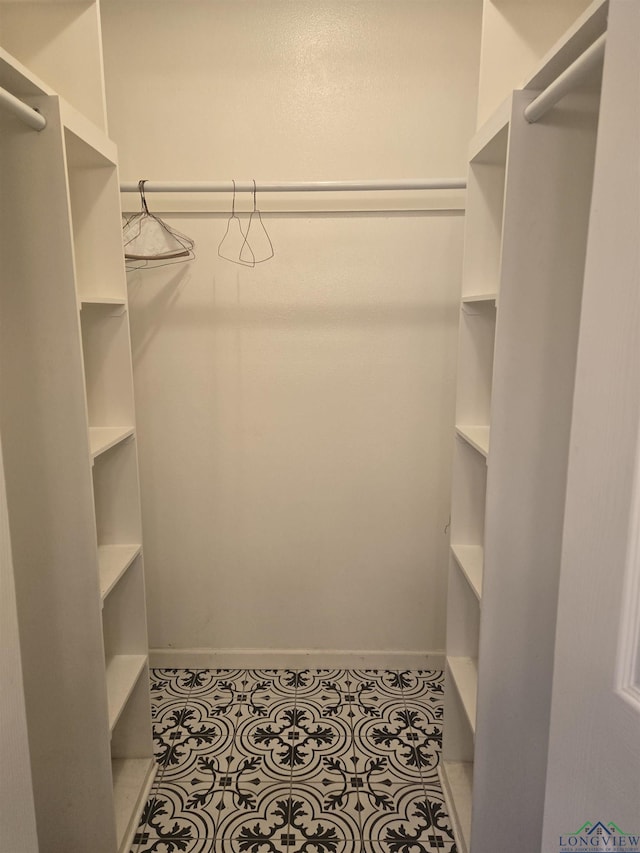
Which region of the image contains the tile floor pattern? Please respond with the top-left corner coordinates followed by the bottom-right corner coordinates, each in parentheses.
top-left (132, 669), bottom-right (457, 853)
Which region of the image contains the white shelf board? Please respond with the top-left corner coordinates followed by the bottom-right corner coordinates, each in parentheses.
top-left (112, 757), bottom-right (156, 852)
top-left (451, 544), bottom-right (483, 601)
top-left (461, 293), bottom-right (497, 305)
top-left (439, 760), bottom-right (473, 853)
top-left (81, 296), bottom-right (127, 306)
top-left (469, 95), bottom-right (511, 164)
top-left (448, 656), bottom-right (478, 735)
top-left (524, 0), bottom-right (608, 93)
top-left (0, 46), bottom-right (53, 99)
top-left (60, 98), bottom-right (117, 167)
top-left (99, 544), bottom-right (142, 600)
top-left (456, 425), bottom-right (490, 458)
top-left (89, 426), bottom-right (135, 460)
top-left (105, 655), bottom-right (147, 732)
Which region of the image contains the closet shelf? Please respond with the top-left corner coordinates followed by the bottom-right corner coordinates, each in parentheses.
top-left (451, 544), bottom-right (483, 601)
top-left (456, 425), bottom-right (490, 458)
top-left (80, 296), bottom-right (127, 307)
top-left (469, 96), bottom-right (511, 164)
top-left (448, 656), bottom-right (478, 735)
top-left (439, 760), bottom-right (473, 853)
top-left (90, 426), bottom-right (135, 460)
top-left (112, 757), bottom-right (156, 850)
top-left (461, 293), bottom-right (497, 305)
top-left (99, 544), bottom-right (142, 600)
top-left (61, 99), bottom-right (117, 167)
top-left (106, 655), bottom-right (147, 732)
top-left (0, 46), bottom-right (52, 99)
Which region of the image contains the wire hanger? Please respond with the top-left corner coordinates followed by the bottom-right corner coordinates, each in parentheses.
top-left (123, 179), bottom-right (195, 270)
top-left (239, 180), bottom-right (274, 265)
top-left (218, 180), bottom-right (255, 267)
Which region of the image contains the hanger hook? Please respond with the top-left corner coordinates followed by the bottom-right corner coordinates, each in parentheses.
top-left (231, 180), bottom-right (237, 217)
top-left (253, 179), bottom-right (257, 212)
top-left (138, 179), bottom-right (149, 214)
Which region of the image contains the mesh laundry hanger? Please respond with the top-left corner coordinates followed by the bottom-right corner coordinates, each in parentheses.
top-left (123, 179), bottom-right (195, 270)
top-left (239, 180), bottom-right (274, 265)
top-left (218, 180), bottom-right (255, 267)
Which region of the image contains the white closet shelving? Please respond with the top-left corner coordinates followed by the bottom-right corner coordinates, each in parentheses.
top-left (441, 101), bottom-right (506, 850)
top-left (476, 0), bottom-right (599, 127)
top-left (442, 2), bottom-right (608, 852)
top-left (0, 3), bottom-right (154, 852)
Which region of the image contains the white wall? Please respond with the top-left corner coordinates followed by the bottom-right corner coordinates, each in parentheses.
top-left (101, 0), bottom-right (481, 659)
top-left (0, 435), bottom-right (38, 853)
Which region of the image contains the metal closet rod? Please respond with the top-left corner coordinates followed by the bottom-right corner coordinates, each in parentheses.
top-left (120, 178), bottom-right (467, 193)
top-left (524, 33), bottom-right (606, 123)
top-left (0, 86), bottom-right (46, 131)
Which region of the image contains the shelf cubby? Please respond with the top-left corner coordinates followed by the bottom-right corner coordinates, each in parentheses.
top-left (105, 654), bottom-right (147, 732)
top-left (99, 544), bottom-right (142, 600)
top-left (92, 438), bottom-right (142, 547)
top-left (439, 760), bottom-right (474, 853)
top-left (0, 0), bottom-right (107, 130)
top-left (450, 437), bottom-right (488, 550)
top-left (64, 127), bottom-right (127, 301)
top-left (448, 656), bottom-right (478, 735)
top-left (451, 544), bottom-right (483, 601)
top-left (102, 551), bottom-right (149, 728)
top-left (476, 0), bottom-right (600, 128)
top-left (455, 300), bottom-right (496, 430)
top-left (80, 302), bottom-right (136, 429)
top-left (111, 675), bottom-right (155, 851)
top-left (461, 123), bottom-right (508, 301)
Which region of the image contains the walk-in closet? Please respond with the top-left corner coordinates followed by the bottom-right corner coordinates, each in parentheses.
top-left (1, 2), bottom-right (639, 852)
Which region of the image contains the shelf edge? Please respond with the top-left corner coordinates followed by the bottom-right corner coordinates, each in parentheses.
top-left (90, 427), bottom-right (135, 460)
top-left (106, 655), bottom-right (148, 732)
top-left (450, 544), bottom-right (483, 601)
top-left (455, 426), bottom-right (490, 458)
top-left (448, 656), bottom-right (478, 736)
top-left (439, 761), bottom-right (473, 853)
top-left (99, 544), bottom-right (143, 600)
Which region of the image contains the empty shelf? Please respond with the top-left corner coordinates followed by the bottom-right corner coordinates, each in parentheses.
top-left (439, 760), bottom-right (473, 853)
top-left (112, 757), bottom-right (156, 851)
top-left (448, 656), bottom-right (478, 734)
top-left (456, 425), bottom-right (490, 458)
top-left (99, 544), bottom-right (142, 600)
top-left (105, 655), bottom-right (147, 731)
top-left (451, 544), bottom-right (483, 601)
top-left (461, 293), bottom-right (497, 304)
top-left (81, 296), bottom-right (127, 306)
top-left (90, 426), bottom-right (135, 459)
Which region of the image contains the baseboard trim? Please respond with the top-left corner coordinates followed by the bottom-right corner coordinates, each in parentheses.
top-left (148, 648), bottom-right (445, 670)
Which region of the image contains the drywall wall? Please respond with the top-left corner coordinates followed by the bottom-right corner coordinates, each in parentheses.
top-left (0, 435), bottom-right (38, 853)
top-left (101, 0), bottom-right (482, 659)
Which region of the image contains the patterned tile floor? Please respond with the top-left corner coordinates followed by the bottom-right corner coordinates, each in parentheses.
top-left (132, 669), bottom-right (457, 852)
